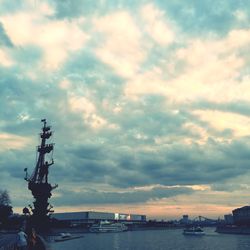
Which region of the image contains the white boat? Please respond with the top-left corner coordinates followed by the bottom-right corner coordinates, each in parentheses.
top-left (183, 227), bottom-right (205, 236)
top-left (54, 233), bottom-right (84, 242)
top-left (60, 233), bottom-right (71, 238)
top-left (89, 221), bottom-right (128, 233)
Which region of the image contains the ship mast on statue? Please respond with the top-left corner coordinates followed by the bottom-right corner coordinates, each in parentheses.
top-left (24, 119), bottom-right (58, 228)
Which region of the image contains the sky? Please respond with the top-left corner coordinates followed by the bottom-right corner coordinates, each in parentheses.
top-left (0, 0), bottom-right (250, 220)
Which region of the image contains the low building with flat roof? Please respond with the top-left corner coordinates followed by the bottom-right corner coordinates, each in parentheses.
top-left (51, 211), bottom-right (146, 226)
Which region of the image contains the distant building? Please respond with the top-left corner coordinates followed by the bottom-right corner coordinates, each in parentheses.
top-left (180, 215), bottom-right (189, 224)
top-left (224, 214), bottom-right (234, 224)
top-left (232, 206), bottom-right (250, 226)
top-left (51, 211), bottom-right (146, 226)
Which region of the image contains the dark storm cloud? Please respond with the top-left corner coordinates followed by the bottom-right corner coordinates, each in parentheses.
top-left (0, 23), bottom-right (13, 47)
top-left (68, 144), bottom-right (105, 160)
top-left (14, 46), bottom-right (43, 66)
top-left (1, 56), bottom-right (249, 207)
top-left (155, 0), bottom-right (250, 35)
top-left (0, 68), bottom-right (66, 136)
top-left (0, 70), bottom-right (36, 131)
top-left (50, 0), bottom-right (101, 18)
top-left (33, 81), bottom-right (250, 191)
top-left (211, 183), bottom-right (246, 192)
top-left (117, 96), bottom-right (183, 131)
top-left (53, 186), bottom-right (194, 206)
top-left (49, 0), bottom-right (250, 37)
top-left (53, 144), bottom-right (118, 185)
top-left (49, 0), bottom-right (147, 19)
top-left (0, 148), bottom-right (34, 183)
top-left (0, 0), bottom-right (24, 15)
top-left (50, 128), bottom-right (250, 191)
top-left (60, 50), bottom-right (125, 100)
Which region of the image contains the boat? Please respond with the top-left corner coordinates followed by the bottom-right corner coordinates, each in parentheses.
top-left (54, 233), bottom-right (84, 242)
top-left (59, 233), bottom-right (71, 238)
top-left (183, 227), bottom-right (205, 236)
top-left (89, 221), bottom-right (128, 233)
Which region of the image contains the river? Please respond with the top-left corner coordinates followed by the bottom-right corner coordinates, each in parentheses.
top-left (49, 227), bottom-right (250, 250)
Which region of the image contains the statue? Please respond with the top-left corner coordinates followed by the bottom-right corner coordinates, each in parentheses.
top-left (24, 119), bottom-right (58, 230)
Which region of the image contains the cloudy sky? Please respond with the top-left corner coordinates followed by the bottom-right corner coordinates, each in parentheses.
top-left (1, 0), bottom-right (250, 220)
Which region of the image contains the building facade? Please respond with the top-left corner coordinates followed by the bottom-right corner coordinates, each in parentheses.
top-left (180, 215), bottom-right (189, 224)
top-left (232, 206), bottom-right (250, 226)
top-left (51, 211), bottom-right (146, 225)
top-left (224, 214), bottom-right (234, 225)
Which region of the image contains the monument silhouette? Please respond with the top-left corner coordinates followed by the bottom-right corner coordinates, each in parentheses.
top-left (24, 119), bottom-right (58, 230)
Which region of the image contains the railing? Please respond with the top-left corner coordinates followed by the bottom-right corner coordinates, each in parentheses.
top-left (0, 234), bottom-right (50, 250)
top-left (0, 244), bottom-right (17, 250)
top-left (37, 235), bottom-right (51, 250)
top-left (0, 237), bottom-right (18, 250)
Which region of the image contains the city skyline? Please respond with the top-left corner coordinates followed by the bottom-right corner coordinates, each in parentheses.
top-left (1, 0), bottom-right (250, 219)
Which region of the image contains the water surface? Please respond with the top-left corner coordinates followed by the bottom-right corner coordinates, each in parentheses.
top-left (50, 228), bottom-right (250, 250)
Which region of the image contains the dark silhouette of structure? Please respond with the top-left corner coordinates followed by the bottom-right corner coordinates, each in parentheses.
top-left (232, 206), bottom-right (250, 226)
top-left (0, 190), bottom-right (13, 226)
top-left (24, 119), bottom-right (58, 229)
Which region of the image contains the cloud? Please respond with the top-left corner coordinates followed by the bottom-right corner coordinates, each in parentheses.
top-left (94, 11), bottom-right (146, 78)
top-left (53, 186), bottom-right (194, 205)
top-left (233, 10), bottom-right (248, 22)
top-left (48, 133), bottom-right (250, 192)
top-left (193, 110), bottom-right (250, 137)
top-left (154, 0), bottom-right (250, 35)
top-left (0, 22), bottom-right (13, 47)
top-left (0, 48), bottom-right (13, 67)
top-left (0, 133), bottom-right (31, 151)
top-left (140, 3), bottom-right (175, 46)
top-left (50, 0), bottom-right (106, 19)
top-left (0, 1), bottom-right (89, 70)
top-left (1, 0), bottom-right (250, 217)
top-left (124, 28), bottom-right (250, 104)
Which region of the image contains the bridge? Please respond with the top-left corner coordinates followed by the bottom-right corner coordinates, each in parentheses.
top-left (191, 215), bottom-right (218, 226)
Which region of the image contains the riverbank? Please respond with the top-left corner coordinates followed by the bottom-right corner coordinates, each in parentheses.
top-left (216, 225), bottom-right (250, 235)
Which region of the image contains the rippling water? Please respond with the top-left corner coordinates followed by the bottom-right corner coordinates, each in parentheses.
top-left (50, 228), bottom-right (250, 250)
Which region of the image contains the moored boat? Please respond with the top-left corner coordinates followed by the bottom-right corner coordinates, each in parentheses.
top-left (54, 233), bottom-right (84, 242)
top-left (89, 221), bottom-right (128, 233)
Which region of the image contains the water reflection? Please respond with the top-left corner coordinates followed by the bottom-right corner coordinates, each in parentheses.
top-left (113, 233), bottom-right (119, 250)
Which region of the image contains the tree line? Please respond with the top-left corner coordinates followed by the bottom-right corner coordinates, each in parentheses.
top-left (0, 189), bottom-right (13, 225)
